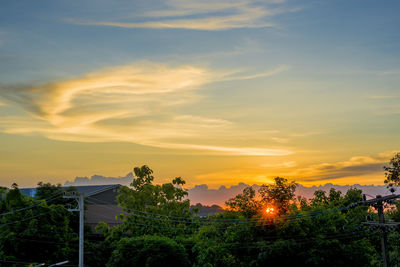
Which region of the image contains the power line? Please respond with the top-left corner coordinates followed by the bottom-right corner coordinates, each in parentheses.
top-left (0, 192), bottom-right (64, 217)
top-left (1, 224), bottom-right (377, 254)
top-left (84, 203), bottom-right (371, 237)
top-left (0, 258), bottom-right (78, 267)
top-left (0, 209), bottom-right (56, 228)
top-left (0, 200), bottom-right (74, 228)
top-left (86, 199), bottom-right (252, 226)
top-left (0, 258), bottom-right (43, 266)
top-left (86, 197), bottom-right (354, 226)
top-left (4, 235), bottom-right (78, 246)
top-left (104, 206), bottom-right (340, 227)
top-left (103, 227), bottom-right (376, 253)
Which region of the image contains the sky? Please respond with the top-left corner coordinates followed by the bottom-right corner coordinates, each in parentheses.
top-left (0, 0), bottom-right (399, 188)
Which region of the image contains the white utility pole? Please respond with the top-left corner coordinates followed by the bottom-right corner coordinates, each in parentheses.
top-left (64, 192), bottom-right (84, 267)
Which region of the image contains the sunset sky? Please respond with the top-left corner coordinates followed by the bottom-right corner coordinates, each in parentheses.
top-left (0, 0), bottom-right (399, 188)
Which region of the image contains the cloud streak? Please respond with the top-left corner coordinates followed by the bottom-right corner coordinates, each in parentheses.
top-left (0, 61), bottom-right (291, 156)
top-left (293, 152), bottom-right (398, 182)
top-left (221, 65), bottom-right (289, 81)
top-left (67, 0), bottom-right (295, 31)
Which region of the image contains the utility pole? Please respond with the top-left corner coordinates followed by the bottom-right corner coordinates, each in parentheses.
top-left (377, 195), bottom-right (389, 267)
top-left (64, 192), bottom-right (84, 267)
top-left (359, 194), bottom-right (400, 267)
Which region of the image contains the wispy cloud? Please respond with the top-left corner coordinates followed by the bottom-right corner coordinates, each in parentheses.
top-left (260, 161), bottom-right (297, 168)
top-left (163, 143), bottom-right (291, 156)
top-left (293, 152), bottom-right (398, 182)
top-left (66, 0), bottom-right (296, 31)
top-left (221, 65), bottom-right (289, 81)
top-left (191, 152), bottom-right (396, 188)
top-left (376, 69), bottom-right (400, 76)
top-left (0, 61), bottom-right (291, 156)
top-left (368, 95), bottom-right (399, 100)
top-left (194, 168), bottom-right (273, 186)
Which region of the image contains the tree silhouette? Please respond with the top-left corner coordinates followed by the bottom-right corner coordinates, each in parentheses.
top-left (384, 152), bottom-right (400, 188)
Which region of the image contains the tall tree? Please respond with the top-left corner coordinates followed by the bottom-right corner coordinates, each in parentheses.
top-left (259, 177), bottom-right (297, 215)
top-left (225, 187), bottom-right (261, 218)
top-left (101, 165), bottom-right (193, 237)
top-left (384, 152), bottom-right (400, 187)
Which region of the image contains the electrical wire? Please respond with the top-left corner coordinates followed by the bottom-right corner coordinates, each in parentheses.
top-left (0, 258), bottom-right (78, 267)
top-left (0, 210), bottom-right (56, 228)
top-left (84, 203), bottom-right (374, 237)
top-left (14, 217), bottom-right (375, 248)
top-left (0, 192), bottom-right (64, 217)
top-left (0, 201), bottom-right (73, 228)
top-left (86, 197), bottom-right (352, 226)
top-left (86, 199), bottom-right (252, 226)
top-left (89, 200), bottom-right (343, 226)
top-left (105, 227), bottom-right (378, 252)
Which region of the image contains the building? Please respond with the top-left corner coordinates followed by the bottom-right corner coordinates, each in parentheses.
top-left (21, 184), bottom-right (123, 227)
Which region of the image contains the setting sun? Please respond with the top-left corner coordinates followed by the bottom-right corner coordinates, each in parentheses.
top-left (265, 207), bottom-right (275, 215)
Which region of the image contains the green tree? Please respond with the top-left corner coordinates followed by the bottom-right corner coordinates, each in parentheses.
top-left (384, 152), bottom-right (400, 187)
top-left (36, 182), bottom-right (63, 200)
top-left (256, 188), bottom-right (377, 267)
top-left (36, 182), bottom-right (77, 206)
top-left (91, 167), bottom-right (384, 266)
top-left (259, 177), bottom-right (297, 215)
top-left (221, 185), bottom-right (378, 267)
top-left (117, 165), bottom-right (189, 214)
top-left (225, 187), bottom-right (260, 218)
top-left (310, 190), bottom-right (328, 206)
top-left (192, 218), bottom-right (252, 267)
top-left (225, 177), bottom-right (297, 217)
top-left (100, 165), bottom-right (193, 239)
top-left (107, 235), bottom-right (190, 267)
top-left (0, 184), bottom-right (78, 265)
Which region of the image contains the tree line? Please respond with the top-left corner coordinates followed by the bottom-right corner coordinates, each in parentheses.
top-left (1, 153), bottom-right (400, 266)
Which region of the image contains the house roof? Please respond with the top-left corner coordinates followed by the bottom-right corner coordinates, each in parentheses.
top-left (20, 184), bottom-right (121, 198)
top-left (72, 184), bottom-right (120, 197)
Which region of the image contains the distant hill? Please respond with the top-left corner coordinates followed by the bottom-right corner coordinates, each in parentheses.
top-left (190, 203), bottom-right (225, 217)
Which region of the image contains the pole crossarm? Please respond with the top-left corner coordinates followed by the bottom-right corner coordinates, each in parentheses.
top-left (359, 194), bottom-right (400, 206)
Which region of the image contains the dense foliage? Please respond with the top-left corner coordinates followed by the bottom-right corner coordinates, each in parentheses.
top-left (0, 183), bottom-right (78, 266)
top-left (2, 160), bottom-right (400, 266)
top-left (107, 235), bottom-right (190, 267)
top-left (91, 166), bottom-right (391, 267)
top-left (384, 152), bottom-right (400, 188)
